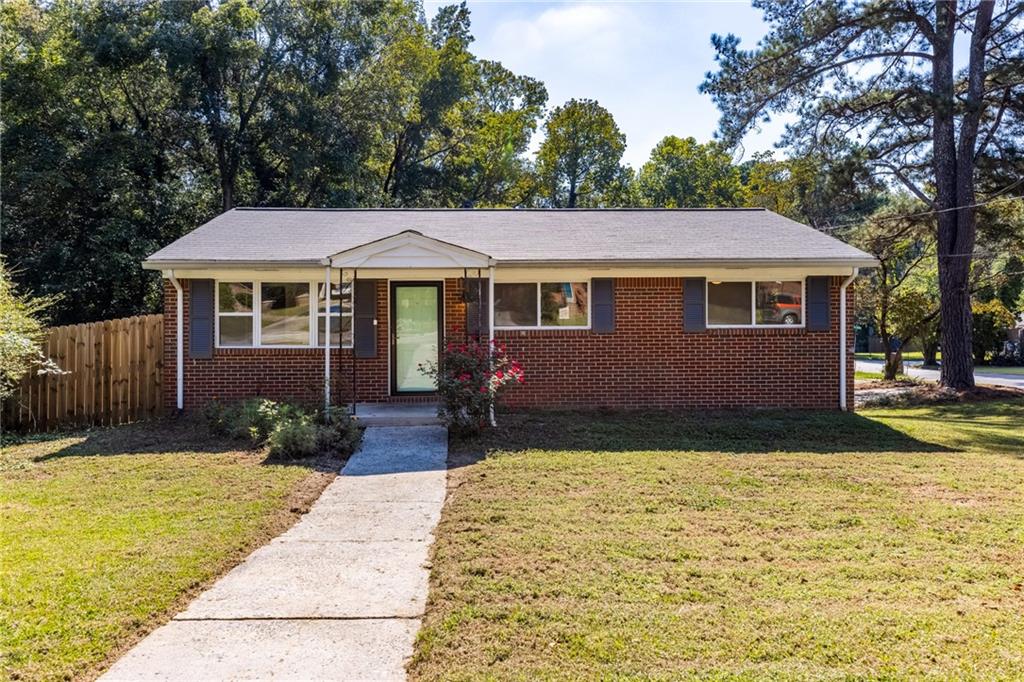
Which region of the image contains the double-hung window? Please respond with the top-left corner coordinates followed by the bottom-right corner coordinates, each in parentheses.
top-left (707, 280), bottom-right (804, 327)
top-left (316, 281), bottom-right (353, 348)
top-left (217, 282), bottom-right (255, 346)
top-left (494, 281), bottom-right (590, 329)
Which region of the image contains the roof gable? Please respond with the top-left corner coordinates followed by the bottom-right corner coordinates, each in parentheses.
top-left (329, 230), bottom-right (491, 269)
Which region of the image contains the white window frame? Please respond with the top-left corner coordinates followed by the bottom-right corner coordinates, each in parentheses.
top-left (215, 282), bottom-right (256, 348)
top-left (214, 279), bottom-right (354, 349)
top-left (493, 279), bottom-right (592, 331)
top-left (706, 278), bottom-right (806, 329)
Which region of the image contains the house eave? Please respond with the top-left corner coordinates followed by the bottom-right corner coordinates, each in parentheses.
top-left (145, 256), bottom-right (878, 272)
top-left (494, 257), bottom-right (879, 269)
top-left (143, 259), bottom-right (324, 271)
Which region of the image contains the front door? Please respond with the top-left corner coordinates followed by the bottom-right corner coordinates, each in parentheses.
top-left (391, 282), bottom-right (442, 394)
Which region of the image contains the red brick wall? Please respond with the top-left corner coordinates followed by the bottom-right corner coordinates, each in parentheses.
top-left (163, 275), bottom-right (854, 411)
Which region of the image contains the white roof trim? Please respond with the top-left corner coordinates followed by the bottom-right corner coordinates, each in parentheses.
top-left (328, 230), bottom-right (493, 269)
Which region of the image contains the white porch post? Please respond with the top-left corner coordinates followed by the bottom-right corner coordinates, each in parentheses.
top-left (168, 271), bottom-right (184, 412)
top-left (488, 263), bottom-right (496, 427)
top-left (839, 267), bottom-right (858, 411)
top-left (323, 262), bottom-right (332, 412)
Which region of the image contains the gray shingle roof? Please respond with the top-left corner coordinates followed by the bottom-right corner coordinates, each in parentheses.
top-left (144, 208), bottom-right (875, 267)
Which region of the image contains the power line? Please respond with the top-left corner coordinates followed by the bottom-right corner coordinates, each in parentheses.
top-left (813, 192), bottom-right (1024, 234)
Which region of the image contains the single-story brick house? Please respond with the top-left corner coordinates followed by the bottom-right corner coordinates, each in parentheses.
top-left (143, 208), bottom-right (876, 412)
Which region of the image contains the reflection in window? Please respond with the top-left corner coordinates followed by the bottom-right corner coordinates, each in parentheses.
top-left (219, 315), bottom-right (253, 346)
top-left (707, 281), bottom-right (752, 325)
top-left (541, 282), bottom-right (588, 326)
top-left (218, 282), bottom-right (253, 312)
top-left (260, 282), bottom-right (310, 345)
top-left (316, 281), bottom-right (353, 347)
top-left (756, 281), bottom-right (803, 325)
top-left (217, 282), bottom-right (254, 346)
top-left (494, 283), bottom-right (538, 327)
top-left (318, 315), bottom-right (353, 347)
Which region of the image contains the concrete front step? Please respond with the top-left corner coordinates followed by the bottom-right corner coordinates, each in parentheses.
top-left (352, 402), bottom-right (441, 426)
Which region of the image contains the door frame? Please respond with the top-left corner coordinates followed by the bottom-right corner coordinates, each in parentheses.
top-left (389, 281), bottom-right (444, 396)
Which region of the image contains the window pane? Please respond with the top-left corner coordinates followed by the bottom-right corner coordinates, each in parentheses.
top-left (260, 282), bottom-right (310, 345)
top-left (317, 281), bottom-right (352, 314)
top-left (494, 283), bottom-right (538, 327)
top-left (318, 315), bottom-right (352, 347)
top-left (219, 316), bottom-right (253, 346)
top-left (756, 281), bottom-right (803, 325)
top-left (218, 282), bottom-right (253, 313)
top-left (708, 281), bottom-right (752, 325)
top-left (541, 282), bottom-right (589, 326)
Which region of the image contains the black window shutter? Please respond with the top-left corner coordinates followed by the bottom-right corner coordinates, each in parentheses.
top-left (353, 279), bottom-right (378, 358)
top-left (592, 278), bottom-right (615, 333)
top-left (189, 279), bottom-right (214, 359)
top-left (806, 276), bottom-right (830, 331)
top-left (464, 278), bottom-right (490, 339)
top-left (683, 278), bottom-right (706, 332)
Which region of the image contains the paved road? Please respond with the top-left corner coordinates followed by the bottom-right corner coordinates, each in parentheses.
top-left (856, 359), bottom-right (1024, 390)
top-left (102, 425), bottom-right (448, 681)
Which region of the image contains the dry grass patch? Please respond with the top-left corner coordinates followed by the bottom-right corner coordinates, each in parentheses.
top-left (1, 418), bottom-right (342, 682)
top-left (411, 401), bottom-right (1024, 680)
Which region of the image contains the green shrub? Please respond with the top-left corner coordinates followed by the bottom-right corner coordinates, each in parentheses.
top-left (267, 416), bottom-right (319, 460)
top-left (203, 399), bottom-right (363, 460)
top-left (316, 407), bottom-right (363, 457)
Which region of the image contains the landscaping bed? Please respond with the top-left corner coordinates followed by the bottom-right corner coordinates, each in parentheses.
top-left (0, 417), bottom-right (350, 681)
top-left (411, 400), bottom-right (1024, 679)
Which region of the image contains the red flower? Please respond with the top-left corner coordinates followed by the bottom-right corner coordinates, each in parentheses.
top-left (516, 375), bottom-right (525, 384)
top-left (479, 386), bottom-right (488, 393)
top-left (495, 370), bottom-right (504, 379)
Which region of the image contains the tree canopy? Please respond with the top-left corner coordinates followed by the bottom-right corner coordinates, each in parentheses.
top-left (636, 136), bottom-right (745, 208)
top-left (535, 98), bottom-right (626, 208)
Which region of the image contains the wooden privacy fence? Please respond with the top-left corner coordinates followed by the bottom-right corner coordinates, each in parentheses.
top-left (2, 314), bottom-right (164, 432)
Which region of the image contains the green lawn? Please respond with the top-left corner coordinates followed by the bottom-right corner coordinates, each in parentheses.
top-left (854, 369), bottom-right (916, 381)
top-left (977, 365), bottom-right (1024, 376)
top-left (855, 351), bottom-right (934, 361)
top-left (411, 399), bottom-right (1024, 680)
top-left (1, 419), bottom-right (336, 682)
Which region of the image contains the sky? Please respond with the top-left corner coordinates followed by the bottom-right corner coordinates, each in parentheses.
top-left (423, 1), bottom-right (794, 169)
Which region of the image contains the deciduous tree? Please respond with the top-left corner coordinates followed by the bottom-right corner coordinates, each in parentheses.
top-left (536, 99), bottom-right (625, 208)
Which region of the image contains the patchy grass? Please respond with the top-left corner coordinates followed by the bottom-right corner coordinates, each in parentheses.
top-left (855, 351), bottom-right (934, 361)
top-left (1, 418), bottom-right (340, 682)
top-left (854, 370), bottom-right (917, 382)
top-left (977, 365), bottom-right (1024, 376)
top-left (411, 400), bottom-right (1024, 680)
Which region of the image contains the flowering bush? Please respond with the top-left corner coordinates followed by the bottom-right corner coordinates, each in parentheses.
top-left (419, 333), bottom-right (523, 435)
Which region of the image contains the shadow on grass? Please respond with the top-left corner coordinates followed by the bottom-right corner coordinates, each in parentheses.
top-left (452, 409), bottom-right (954, 457)
top-left (25, 416), bottom-right (347, 472)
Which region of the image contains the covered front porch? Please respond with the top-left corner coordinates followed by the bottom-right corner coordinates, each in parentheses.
top-left (322, 229), bottom-right (495, 411)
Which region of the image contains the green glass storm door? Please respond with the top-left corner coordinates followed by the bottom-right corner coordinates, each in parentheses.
top-left (392, 284), bottom-right (441, 393)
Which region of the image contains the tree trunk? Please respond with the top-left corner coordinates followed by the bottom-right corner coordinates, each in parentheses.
top-left (221, 175), bottom-right (234, 212)
top-left (921, 337), bottom-right (939, 366)
top-left (931, 0), bottom-right (976, 390)
top-left (883, 345), bottom-right (903, 381)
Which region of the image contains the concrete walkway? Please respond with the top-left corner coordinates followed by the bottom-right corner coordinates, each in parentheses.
top-left (102, 426), bottom-right (448, 681)
top-left (856, 359), bottom-right (1024, 390)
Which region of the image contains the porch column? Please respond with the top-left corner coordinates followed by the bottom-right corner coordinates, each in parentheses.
top-left (323, 263), bottom-right (331, 412)
top-left (488, 263), bottom-right (496, 426)
top-left (168, 271), bottom-right (184, 412)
